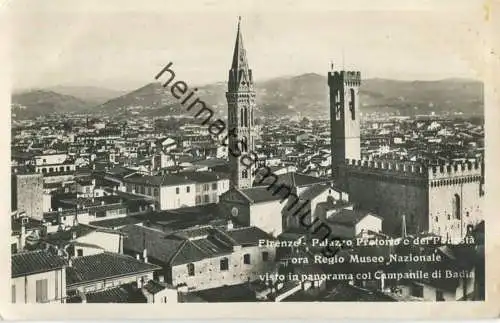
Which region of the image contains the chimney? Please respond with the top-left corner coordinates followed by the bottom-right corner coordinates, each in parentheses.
top-left (136, 277), bottom-right (144, 289)
top-left (379, 270), bottom-right (386, 291)
top-left (158, 275), bottom-right (165, 283)
top-left (401, 214), bottom-right (407, 238)
top-left (68, 258), bottom-right (73, 267)
top-left (227, 220), bottom-right (234, 230)
top-left (72, 231), bottom-right (77, 240)
top-left (101, 200), bottom-right (105, 206)
top-left (136, 254), bottom-right (140, 260)
top-left (20, 219), bottom-right (27, 250)
top-left (78, 290), bottom-right (87, 303)
top-left (143, 248), bottom-right (148, 263)
top-left (177, 285), bottom-right (188, 294)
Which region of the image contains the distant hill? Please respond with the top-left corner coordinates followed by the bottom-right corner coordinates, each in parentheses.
top-left (12, 74), bottom-right (484, 120)
top-left (46, 85), bottom-right (126, 105)
top-left (11, 90), bottom-right (92, 120)
top-left (96, 74), bottom-right (484, 119)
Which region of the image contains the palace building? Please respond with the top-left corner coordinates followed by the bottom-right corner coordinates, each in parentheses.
top-left (328, 67), bottom-right (484, 242)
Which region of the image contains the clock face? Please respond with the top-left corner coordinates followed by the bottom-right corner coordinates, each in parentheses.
top-left (231, 207), bottom-right (239, 217)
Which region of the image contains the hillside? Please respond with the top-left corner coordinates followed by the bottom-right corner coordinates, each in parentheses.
top-left (11, 90), bottom-right (93, 120)
top-left (12, 74), bottom-right (484, 120)
top-left (46, 85), bottom-right (126, 105)
top-left (97, 74), bottom-right (484, 119)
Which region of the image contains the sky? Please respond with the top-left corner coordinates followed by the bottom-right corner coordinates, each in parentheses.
top-left (8, 0), bottom-right (488, 91)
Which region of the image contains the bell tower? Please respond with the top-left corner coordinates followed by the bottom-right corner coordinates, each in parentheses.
top-left (226, 17), bottom-right (256, 189)
top-left (329, 66), bottom-right (361, 183)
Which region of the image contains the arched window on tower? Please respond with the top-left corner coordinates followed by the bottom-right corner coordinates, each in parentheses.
top-left (349, 88), bottom-right (356, 120)
top-left (241, 136), bottom-right (248, 152)
top-left (334, 90), bottom-right (341, 120)
top-left (242, 169), bottom-right (248, 179)
top-left (244, 108), bottom-right (248, 127)
top-left (250, 109), bottom-right (254, 126)
top-left (240, 108), bottom-right (244, 127)
top-left (453, 194), bottom-right (461, 219)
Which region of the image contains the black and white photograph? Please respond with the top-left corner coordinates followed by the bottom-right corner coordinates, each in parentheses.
top-left (3, 0), bottom-right (499, 319)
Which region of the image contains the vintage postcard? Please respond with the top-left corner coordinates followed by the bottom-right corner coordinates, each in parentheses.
top-left (1, 0), bottom-right (499, 320)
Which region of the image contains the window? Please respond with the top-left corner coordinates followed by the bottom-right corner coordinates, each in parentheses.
top-left (11, 243), bottom-right (17, 254)
top-left (243, 254), bottom-right (251, 265)
top-left (186, 186), bottom-right (190, 193)
top-left (187, 263), bottom-right (195, 276)
top-left (203, 184), bottom-right (209, 191)
top-left (154, 188), bottom-right (159, 197)
top-left (220, 258), bottom-right (229, 271)
top-left (162, 296), bottom-right (168, 303)
top-left (466, 211), bottom-right (470, 217)
top-left (262, 252), bottom-right (269, 262)
top-left (140, 186), bottom-right (145, 194)
top-left (435, 216), bottom-right (438, 223)
top-left (410, 284), bottom-right (424, 298)
top-left (203, 194), bottom-right (209, 203)
top-left (436, 290), bottom-right (445, 301)
top-left (176, 187), bottom-right (180, 194)
top-left (212, 183), bottom-right (217, 190)
top-left (334, 90), bottom-right (341, 120)
top-left (35, 279), bottom-right (48, 303)
top-left (242, 169), bottom-right (248, 179)
top-left (453, 194), bottom-right (461, 219)
top-left (77, 249), bottom-right (83, 257)
top-left (11, 285), bottom-right (15, 303)
top-left (195, 196), bottom-right (202, 205)
top-left (147, 187), bottom-right (152, 195)
top-left (349, 88), bottom-right (356, 120)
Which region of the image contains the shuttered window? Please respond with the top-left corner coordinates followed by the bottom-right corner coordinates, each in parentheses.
top-left (35, 279), bottom-right (48, 303)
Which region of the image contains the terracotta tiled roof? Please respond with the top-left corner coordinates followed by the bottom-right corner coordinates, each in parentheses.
top-left (85, 283), bottom-right (146, 303)
top-left (11, 250), bottom-right (67, 278)
top-left (225, 226), bottom-right (275, 247)
top-left (66, 252), bottom-right (161, 287)
top-left (143, 280), bottom-right (166, 294)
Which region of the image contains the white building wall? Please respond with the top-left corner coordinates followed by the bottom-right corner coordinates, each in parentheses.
top-left (75, 231), bottom-right (121, 253)
top-left (250, 201), bottom-right (283, 237)
top-left (11, 268), bottom-right (66, 303)
top-left (355, 215), bottom-right (383, 235)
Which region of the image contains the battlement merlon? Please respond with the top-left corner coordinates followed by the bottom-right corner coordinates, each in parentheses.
top-left (328, 71), bottom-right (361, 87)
top-left (342, 158), bottom-right (482, 180)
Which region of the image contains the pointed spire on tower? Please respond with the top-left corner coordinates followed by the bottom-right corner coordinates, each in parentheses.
top-left (231, 16), bottom-right (249, 71)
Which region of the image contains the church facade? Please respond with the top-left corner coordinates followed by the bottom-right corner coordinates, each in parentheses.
top-left (329, 67), bottom-right (484, 242)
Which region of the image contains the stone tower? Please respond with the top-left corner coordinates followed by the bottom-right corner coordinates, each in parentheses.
top-left (328, 67), bottom-right (361, 183)
top-left (226, 17), bottom-right (256, 189)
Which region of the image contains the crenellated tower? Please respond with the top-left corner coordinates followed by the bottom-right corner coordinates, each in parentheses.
top-left (226, 17), bottom-right (257, 189)
top-left (328, 67), bottom-right (361, 185)
top-left (327, 64), bottom-right (483, 241)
